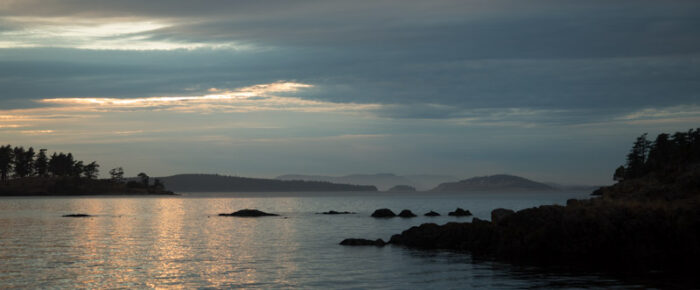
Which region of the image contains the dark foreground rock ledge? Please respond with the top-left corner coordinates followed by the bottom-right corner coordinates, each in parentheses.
top-left (219, 209), bottom-right (278, 217)
top-left (386, 202), bottom-right (700, 272)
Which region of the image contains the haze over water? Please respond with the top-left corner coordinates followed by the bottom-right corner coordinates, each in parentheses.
top-left (0, 192), bottom-right (642, 288)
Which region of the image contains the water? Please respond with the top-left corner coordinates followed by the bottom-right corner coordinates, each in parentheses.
top-left (0, 191), bottom-right (644, 289)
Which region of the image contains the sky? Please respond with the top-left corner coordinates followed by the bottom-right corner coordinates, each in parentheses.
top-left (0, 0), bottom-right (699, 185)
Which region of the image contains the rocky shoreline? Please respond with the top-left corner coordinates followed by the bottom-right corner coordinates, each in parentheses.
top-left (341, 130), bottom-right (700, 277)
top-left (343, 198), bottom-right (700, 274)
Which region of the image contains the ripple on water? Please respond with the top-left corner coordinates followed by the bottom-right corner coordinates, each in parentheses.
top-left (0, 192), bottom-right (645, 288)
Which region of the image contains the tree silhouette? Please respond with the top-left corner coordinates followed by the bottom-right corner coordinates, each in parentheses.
top-left (72, 160), bottom-right (84, 177)
top-left (83, 161), bottom-right (99, 179)
top-left (613, 166), bottom-right (625, 182)
top-left (48, 152), bottom-right (76, 177)
top-left (12, 146), bottom-right (35, 178)
top-left (109, 167), bottom-right (125, 182)
top-left (625, 133), bottom-right (651, 179)
top-left (0, 145), bottom-right (13, 183)
top-left (138, 172), bottom-right (149, 187)
top-left (34, 149), bottom-right (49, 177)
top-left (153, 178), bottom-right (165, 190)
top-left (617, 128), bottom-right (700, 180)
top-left (646, 133), bottom-right (671, 173)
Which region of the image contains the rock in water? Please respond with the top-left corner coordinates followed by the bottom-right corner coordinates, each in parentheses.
top-left (424, 211), bottom-right (440, 216)
top-left (448, 208), bottom-right (472, 216)
top-left (371, 208), bottom-right (397, 218)
top-left (339, 238), bottom-right (386, 246)
top-left (218, 209), bottom-right (279, 217)
top-left (490, 208), bottom-right (515, 224)
top-left (398, 209), bottom-right (417, 218)
top-left (62, 213), bottom-right (91, 217)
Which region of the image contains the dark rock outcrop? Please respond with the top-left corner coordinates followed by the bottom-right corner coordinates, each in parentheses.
top-left (387, 200), bottom-right (700, 272)
top-left (490, 208), bottom-right (514, 224)
top-left (448, 208), bottom-right (472, 216)
top-left (398, 209), bottom-right (417, 218)
top-left (317, 210), bottom-right (355, 215)
top-left (424, 211), bottom-right (441, 216)
top-left (371, 208), bottom-right (396, 218)
top-left (62, 213), bottom-right (92, 217)
top-left (218, 209), bottom-right (279, 217)
top-left (340, 238), bottom-right (386, 247)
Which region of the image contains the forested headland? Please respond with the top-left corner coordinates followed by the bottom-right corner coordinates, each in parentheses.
top-left (0, 145), bottom-right (173, 195)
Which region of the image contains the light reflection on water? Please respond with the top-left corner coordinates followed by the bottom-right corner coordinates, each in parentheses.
top-left (0, 192), bottom-right (642, 289)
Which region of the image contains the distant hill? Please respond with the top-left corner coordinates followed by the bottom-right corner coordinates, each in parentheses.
top-left (431, 174), bottom-right (556, 192)
top-left (157, 174), bottom-right (377, 192)
top-left (275, 173), bottom-right (456, 191)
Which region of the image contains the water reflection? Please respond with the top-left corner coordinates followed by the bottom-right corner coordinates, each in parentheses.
top-left (0, 194), bottom-right (644, 288)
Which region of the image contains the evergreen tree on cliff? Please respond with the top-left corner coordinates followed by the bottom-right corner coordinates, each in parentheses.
top-left (619, 128), bottom-right (700, 180)
top-left (625, 133), bottom-right (651, 179)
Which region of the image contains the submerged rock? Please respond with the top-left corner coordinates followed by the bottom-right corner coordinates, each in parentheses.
top-left (448, 208), bottom-right (472, 216)
top-left (398, 209), bottom-right (417, 218)
top-left (371, 208), bottom-right (397, 218)
top-left (340, 238), bottom-right (386, 247)
top-left (218, 209), bottom-right (279, 217)
top-left (424, 211), bottom-right (441, 216)
top-left (318, 210), bottom-right (356, 215)
top-left (490, 208), bottom-right (515, 224)
top-left (62, 213), bottom-right (92, 217)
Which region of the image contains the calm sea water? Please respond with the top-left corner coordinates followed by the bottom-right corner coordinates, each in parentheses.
top-left (0, 191), bottom-right (644, 289)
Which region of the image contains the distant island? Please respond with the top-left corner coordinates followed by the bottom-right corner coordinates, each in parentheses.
top-left (154, 174), bottom-right (377, 192)
top-left (276, 173), bottom-right (456, 191)
top-left (0, 145), bottom-right (173, 196)
top-left (431, 174), bottom-right (555, 192)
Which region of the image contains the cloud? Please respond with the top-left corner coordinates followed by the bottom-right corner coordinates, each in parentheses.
top-left (36, 81), bottom-right (382, 114)
top-left (616, 105), bottom-right (700, 125)
top-left (0, 1), bottom-right (698, 125)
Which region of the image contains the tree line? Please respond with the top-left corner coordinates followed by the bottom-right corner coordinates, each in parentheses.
top-left (0, 145), bottom-right (99, 183)
top-left (615, 128), bottom-right (700, 181)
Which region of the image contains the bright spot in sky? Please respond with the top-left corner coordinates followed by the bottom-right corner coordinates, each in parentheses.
top-left (0, 18), bottom-right (239, 50)
top-left (29, 81), bottom-right (379, 115)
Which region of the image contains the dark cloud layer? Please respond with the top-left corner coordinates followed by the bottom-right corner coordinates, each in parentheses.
top-left (1, 0), bottom-right (699, 122)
